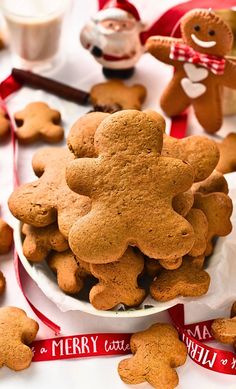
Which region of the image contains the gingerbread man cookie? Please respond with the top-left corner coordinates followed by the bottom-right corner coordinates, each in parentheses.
top-left (0, 218), bottom-right (13, 255)
top-left (211, 301), bottom-right (236, 351)
top-left (90, 80), bottom-right (147, 111)
top-left (66, 110), bottom-right (195, 264)
top-left (47, 250), bottom-right (88, 294)
top-left (150, 257), bottom-right (210, 302)
top-left (0, 107), bottom-right (10, 141)
top-left (146, 9), bottom-right (236, 133)
top-left (193, 192), bottom-right (232, 256)
top-left (22, 223), bottom-right (69, 262)
top-left (118, 323), bottom-right (187, 389)
top-left (216, 133), bottom-right (236, 174)
top-left (8, 148), bottom-right (91, 238)
top-left (89, 247), bottom-right (145, 310)
top-left (14, 102), bottom-right (64, 144)
top-left (0, 307), bottom-right (39, 371)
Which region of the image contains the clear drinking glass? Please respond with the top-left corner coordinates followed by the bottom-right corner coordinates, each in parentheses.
top-left (1, 0), bottom-right (71, 71)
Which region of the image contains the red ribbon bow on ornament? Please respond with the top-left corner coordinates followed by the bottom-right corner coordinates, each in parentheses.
top-left (170, 42), bottom-right (226, 75)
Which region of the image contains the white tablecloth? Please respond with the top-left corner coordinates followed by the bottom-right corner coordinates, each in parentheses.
top-left (0, 1), bottom-right (236, 388)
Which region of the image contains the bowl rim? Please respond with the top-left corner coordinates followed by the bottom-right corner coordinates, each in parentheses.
top-left (14, 221), bottom-right (175, 318)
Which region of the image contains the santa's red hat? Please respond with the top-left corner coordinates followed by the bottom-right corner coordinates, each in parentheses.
top-left (94, 0), bottom-right (141, 22)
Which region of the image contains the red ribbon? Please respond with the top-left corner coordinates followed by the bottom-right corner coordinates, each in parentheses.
top-left (169, 304), bottom-right (236, 375)
top-left (32, 333), bottom-right (131, 362)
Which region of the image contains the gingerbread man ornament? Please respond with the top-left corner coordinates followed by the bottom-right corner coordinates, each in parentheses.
top-left (146, 9), bottom-right (236, 133)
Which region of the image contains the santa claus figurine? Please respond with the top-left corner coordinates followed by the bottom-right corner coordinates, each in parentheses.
top-left (80, 0), bottom-right (146, 79)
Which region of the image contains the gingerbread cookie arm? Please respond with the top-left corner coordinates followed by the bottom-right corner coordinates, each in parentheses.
top-left (40, 123), bottom-right (64, 143)
top-left (221, 60), bottom-right (236, 88)
top-left (146, 36), bottom-right (183, 66)
top-left (66, 158), bottom-right (98, 197)
top-left (118, 355), bottom-right (146, 385)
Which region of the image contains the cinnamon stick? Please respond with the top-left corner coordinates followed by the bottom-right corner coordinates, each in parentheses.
top-left (12, 68), bottom-right (90, 106)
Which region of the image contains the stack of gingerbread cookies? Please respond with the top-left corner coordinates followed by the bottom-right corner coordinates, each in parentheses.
top-left (9, 109), bottom-right (233, 311)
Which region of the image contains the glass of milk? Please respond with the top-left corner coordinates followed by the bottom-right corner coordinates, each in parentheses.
top-left (1, 0), bottom-right (71, 71)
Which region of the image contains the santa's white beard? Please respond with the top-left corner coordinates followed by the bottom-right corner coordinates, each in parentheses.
top-left (93, 23), bottom-right (142, 57)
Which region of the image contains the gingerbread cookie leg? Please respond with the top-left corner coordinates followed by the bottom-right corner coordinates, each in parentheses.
top-left (160, 72), bottom-right (190, 117)
top-left (69, 210), bottom-right (127, 264)
top-left (192, 89), bottom-right (222, 134)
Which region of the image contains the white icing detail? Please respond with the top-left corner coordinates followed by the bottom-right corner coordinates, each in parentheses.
top-left (184, 63), bottom-right (208, 82)
top-left (191, 34), bottom-right (216, 48)
top-left (181, 77), bottom-right (206, 98)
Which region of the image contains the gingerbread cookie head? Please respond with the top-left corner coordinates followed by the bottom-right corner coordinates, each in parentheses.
top-left (181, 9), bottom-right (233, 56)
top-left (67, 110), bottom-right (195, 264)
top-left (0, 307), bottom-right (39, 371)
top-left (162, 135), bottom-right (220, 182)
top-left (118, 323), bottom-right (187, 389)
top-left (22, 223), bottom-right (69, 262)
top-left (89, 247), bottom-right (145, 310)
top-left (67, 112), bottom-right (109, 158)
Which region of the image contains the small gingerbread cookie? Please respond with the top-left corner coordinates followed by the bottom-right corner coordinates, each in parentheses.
top-left (22, 223), bottom-right (69, 262)
top-left (9, 148), bottom-right (91, 238)
top-left (216, 133), bottom-right (236, 174)
top-left (67, 112), bottom-right (109, 158)
top-left (193, 192), bottom-right (233, 256)
top-left (118, 323), bottom-right (187, 389)
top-left (67, 110), bottom-right (195, 264)
top-left (14, 102), bottom-right (64, 144)
top-left (0, 307), bottom-right (39, 371)
top-left (162, 135), bottom-right (220, 182)
top-left (0, 271), bottom-right (6, 295)
top-left (89, 247), bottom-right (145, 310)
top-left (150, 258), bottom-right (210, 302)
top-left (0, 108), bottom-right (10, 140)
top-left (192, 170), bottom-right (229, 195)
top-left (47, 250), bottom-right (88, 294)
top-left (146, 9), bottom-right (236, 133)
top-left (211, 302), bottom-right (236, 350)
top-left (90, 80), bottom-right (147, 111)
top-left (0, 218), bottom-right (13, 255)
